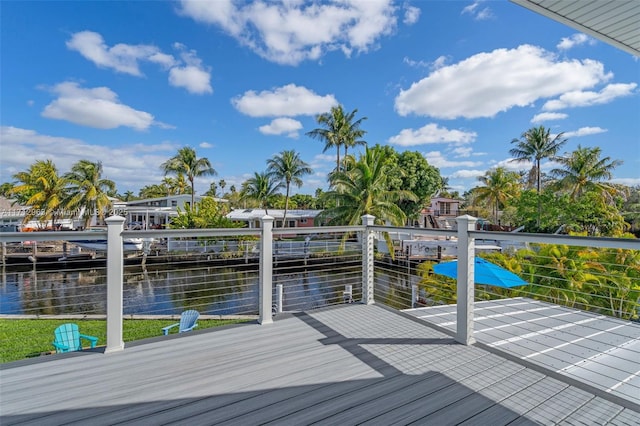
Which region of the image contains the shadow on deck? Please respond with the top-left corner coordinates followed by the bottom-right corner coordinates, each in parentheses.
top-left (1, 304), bottom-right (638, 425)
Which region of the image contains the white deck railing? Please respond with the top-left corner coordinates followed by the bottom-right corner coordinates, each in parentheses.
top-left (1, 215), bottom-right (639, 355)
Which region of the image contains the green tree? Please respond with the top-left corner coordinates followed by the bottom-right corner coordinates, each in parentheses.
top-left (387, 149), bottom-right (442, 221)
top-left (319, 146), bottom-right (417, 227)
top-left (306, 105), bottom-right (367, 172)
top-left (224, 185), bottom-right (243, 208)
top-left (582, 248), bottom-right (640, 320)
top-left (550, 145), bottom-right (623, 201)
top-left (241, 172), bottom-right (284, 215)
top-left (621, 186), bottom-right (640, 236)
top-left (512, 189), bottom-right (627, 236)
top-left (510, 126), bottom-right (567, 226)
top-left (139, 184), bottom-right (169, 199)
top-left (161, 147), bottom-right (216, 207)
top-left (290, 194), bottom-right (315, 209)
top-left (11, 160), bottom-right (68, 228)
top-left (473, 167), bottom-right (521, 224)
top-left (170, 197), bottom-right (239, 229)
top-left (0, 182), bottom-right (13, 197)
top-left (162, 174), bottom-right (190, 196)
top-left (218, 179), bottom-right (226, 196)
top-left (266, 150), bottom-right (313, 227)
top-left (64, 160), bottom-right (116, 228)
top-left (562, 190), bottom-right (627, 236)
top-left (121, 190), bottom-right (135, 202)
top-left (204, 182), bottom-right (218, 198)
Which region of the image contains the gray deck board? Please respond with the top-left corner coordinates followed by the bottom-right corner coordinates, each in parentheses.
top-left (1, 303), bottom-right (638, 425)
top-left (404, 298), bottom-right (640, 406)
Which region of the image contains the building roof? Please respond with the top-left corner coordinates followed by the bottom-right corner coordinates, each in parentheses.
top-left (511, 0), bottom-right (640, 57)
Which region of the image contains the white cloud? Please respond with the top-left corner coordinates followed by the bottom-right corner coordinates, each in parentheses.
top-left (405, 54), bottom-right (449, 71)
top-left (451, 147), bottom-right (473, 157)
top-left (494, 158), bottom-right (531, 172)
top-left (395, 45), bottom-right (611, 119)
top-left (169, 66), bottom-right (212, 94)
top-left (259, 117), bottom-right (303, 138)
top-left (66, 31), bottom-right (169, 76)
top-left (542, 83), bottom-right (637, 111)
top-left (403, 56), bottom-right (428, 68)
top-left (495, 157), bottom-right (559, 173)
top-left (557, 33), bottom-right (594, 51)
top-left (41, 82), bottom-right (159, 130)
top-left (531, 112), bottom-right (568, 123)
top-left (423, 151), bottom-right (483, 168)
top-left (200, 142), bottom-right (213, 148)
top-left (403, 5), bottom-right (420, 25)
top-left (67, 31), bottom-right (212, 94)
top-left (461, 1), bottom-right (493, 21)
top-left (178, 0), bottom-right (398, 65)
top-left (562, 127), bottom-right (607, 138)
top-left (168, 43), bottom-right (213, 94)
top-left (388, 123), bottom-right (477, 146)
top-left (313, 153), bottom-right (335, 163)
top-left (613, 177), bottom-right (640, 187)
top-left (232, 84), bottom-right (337, 117)
top-left (450, 169), bottom-right (485, 179)
top-left (0, 126), bottom-right (177, 190)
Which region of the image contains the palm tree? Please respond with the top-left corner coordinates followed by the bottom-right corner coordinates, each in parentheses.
top-left (473, 167), bottom-right (521, 224)
top-left (306, 105), bottom-right (367, 172)
top-left (340, 108), bottom-right (367, 159)
top-left (161, 147), bottom-right (216, 207)
top-left (241, 172), bottom-right (284, 215)
top-left (64, 160), bottom-right (116, 228)
top-left (218, 179), bottom-right (226, 196)
top-left (510, 126), bottom-right (567, 227)
top-left (550, 145), bottom-right (623, 201)
top-left (162, 174), bottom-right (190, 196)
top-left (319, 146), bottom-right (417, 227)
top-left (266, 150), bottom-right (313, 227)
top-left (139, 184), bottom-right (169, 199)
top-left (121, 190), bottom-right (135, 201)
top-left (11, 160), bottom-right (68, 228)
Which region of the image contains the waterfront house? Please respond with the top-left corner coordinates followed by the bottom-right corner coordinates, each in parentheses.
top-left (124, 194), bottom-right (227, 229)
top-left (226, 208), bottom-right (323, 229)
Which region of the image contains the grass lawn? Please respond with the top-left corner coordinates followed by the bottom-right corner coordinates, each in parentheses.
top-left (0, 318), bottom-right (249, 364)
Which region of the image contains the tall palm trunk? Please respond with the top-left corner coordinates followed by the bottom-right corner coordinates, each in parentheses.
top-left (283, 182), bottom-right (291, 228)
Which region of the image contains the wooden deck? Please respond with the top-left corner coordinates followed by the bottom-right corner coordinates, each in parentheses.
top-left (403, 298), bottom-right (640, 407)
top-left (1, 304), bottom-right (638, 425)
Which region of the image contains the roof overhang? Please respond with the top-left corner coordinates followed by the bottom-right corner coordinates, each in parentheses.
top-left (510, 0), bottom-right (640, 57)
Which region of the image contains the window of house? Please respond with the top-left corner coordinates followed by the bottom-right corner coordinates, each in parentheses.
top-left (172, 201), bottom-right (178, 207)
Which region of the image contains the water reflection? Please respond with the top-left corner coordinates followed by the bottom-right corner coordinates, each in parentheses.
top-left (1, 265), bottom-right (417, 315)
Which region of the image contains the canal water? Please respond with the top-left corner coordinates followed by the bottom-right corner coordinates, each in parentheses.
top-left (1, 264), bottom-right (420, 316)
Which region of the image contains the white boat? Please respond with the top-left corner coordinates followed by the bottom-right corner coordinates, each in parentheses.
top-left (395, 239), bottom-right (502, 258)
top-left (377, 236), bottom-right (502, 258)
top-left (71, 238), bottom-right (145, 252)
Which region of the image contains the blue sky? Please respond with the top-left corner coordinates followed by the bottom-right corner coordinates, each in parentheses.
top-left (1, 0), bottom-right (638, 198)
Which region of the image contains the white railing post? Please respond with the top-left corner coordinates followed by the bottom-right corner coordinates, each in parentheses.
top-left (276, 283), bottom-right (283, 314)
top-left (105, 215), bottom-right (125, 353)
top-left (361, 214), bottom-right (375, 304)
top-left (455, 215), bottom-right (477, 345)
top-left (259, 215), bottom-right (274, 324)
top-left (412, 284), bottom-right (418, 308)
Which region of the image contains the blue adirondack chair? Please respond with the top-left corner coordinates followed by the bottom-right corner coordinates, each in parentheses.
top-left (53, 323), bottom-right (98, 353)
top-left (162, 310), bottom-right (200, 335)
